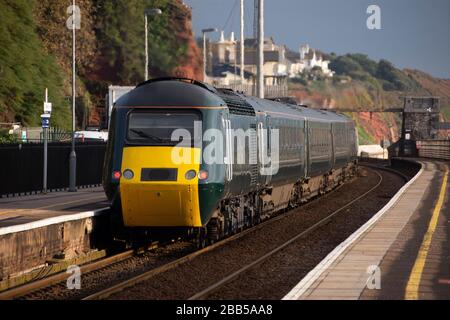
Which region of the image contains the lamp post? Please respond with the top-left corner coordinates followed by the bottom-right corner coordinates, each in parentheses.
top-left (42, 88), bottom-right (52, 194)
top-left (256, 0), bottom-right (264, 99)
top-left (145, 8), bottom-right (162, 81)
top-left (240, 0), bottom-right (245, 83)
top-left (69, 0), bottom-right (77, 192)
top-left (201, 28), bottom-right (218, 82)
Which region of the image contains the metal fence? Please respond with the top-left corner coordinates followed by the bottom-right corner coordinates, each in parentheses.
top-left (0, 142), bottom-right (106, 197)
top-left (417, 140), bottom-right (450, 160)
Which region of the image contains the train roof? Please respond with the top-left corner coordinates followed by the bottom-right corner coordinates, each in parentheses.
top-left (242, 94), bottom-right (352, 123)
top-left (115, 78), bottom-right (353, 124)
top-left (114, 78), bottom-right (224, 108)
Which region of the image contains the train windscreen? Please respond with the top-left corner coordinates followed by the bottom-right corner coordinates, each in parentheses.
top-left (126, 110), bottom-right (201, 147)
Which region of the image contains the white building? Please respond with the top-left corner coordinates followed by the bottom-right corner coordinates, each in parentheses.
top-left (211, 31), bottom-right (237, 66)
top-left (287, 44), bottom-right (334, 78)
top-left (209, 33), bottom-right (289, 84)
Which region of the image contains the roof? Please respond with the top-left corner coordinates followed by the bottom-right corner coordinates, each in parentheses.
top-left (285, 50), bottom-right (300, 62)
top-left (241, 50), bottom-right (280, 65)
top-left (244, 37), bottom-right (275, 48)
top-left (210, 64), bottom-right (254, 79)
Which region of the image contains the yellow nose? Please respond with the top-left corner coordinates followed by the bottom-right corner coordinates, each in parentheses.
top-left (120, 146), bottom-right (202, 227)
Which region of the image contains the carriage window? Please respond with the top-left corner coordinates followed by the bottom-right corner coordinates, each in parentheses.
top-left (127, 111), bottom-right (201, 147)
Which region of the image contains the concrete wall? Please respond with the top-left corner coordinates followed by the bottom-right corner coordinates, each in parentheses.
top-left (0, 212), bottom-right (110, 280)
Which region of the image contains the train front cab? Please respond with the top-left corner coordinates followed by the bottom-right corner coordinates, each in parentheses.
top-left (103, 80), bottom-right (229, 232)
top-left (117, 110), bottom-right (203, 228)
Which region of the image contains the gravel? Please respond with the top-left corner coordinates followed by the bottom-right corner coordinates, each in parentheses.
top-left (109, 166), bottom-right (410, 300)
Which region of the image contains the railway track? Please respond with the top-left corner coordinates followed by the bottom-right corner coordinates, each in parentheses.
top-left (1, 164), bottom-right (409, 300)
top-left (80, 175), bottom-right (353, 300)
top-left (0, 240), bottom-right (196, 300)
top-left (85, 165), bottom-right (404, 300)
top-left (0, 249), bottom-right (135, 300)
top-left (188, 168), bottom-right (384, 300)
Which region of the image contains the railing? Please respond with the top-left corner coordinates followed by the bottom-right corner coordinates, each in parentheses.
top-left (40, 128), bottom-right (72, 142)
top-left (417, 140), bottom-right (450, 160)
top-left (0, 142), bottom-right (106, 197)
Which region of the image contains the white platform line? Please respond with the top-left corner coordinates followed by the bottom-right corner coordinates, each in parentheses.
top-left (0, 208), bottom-right (109, 236)
top-left (283, 163), bottom-right (424, 300)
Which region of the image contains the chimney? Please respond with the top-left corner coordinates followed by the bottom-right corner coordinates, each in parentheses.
top-left (230, 32), bottom-right (235, 42)
top-left (219, 30), bottom-right (225, 43)
top-left (300, 44), bottom-right (311, 61)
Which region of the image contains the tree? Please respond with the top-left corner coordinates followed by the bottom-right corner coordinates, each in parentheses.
top-left (93, 0), bottom-right (190, 84)
top-left (347, 54), bottom-right (378, 77)
top-left (0, 0), bottom-right (70, 127)
top-left (376, 59), bottom-right (397, 83)
top-left (329, 56), bottom-right (362, 76)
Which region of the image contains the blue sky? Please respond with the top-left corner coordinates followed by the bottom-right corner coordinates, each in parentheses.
top-left (184, 0), bottom-right (450, 79)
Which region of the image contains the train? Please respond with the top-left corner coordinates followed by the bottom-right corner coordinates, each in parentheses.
top-left (103, 78), bottom-right (358, 245)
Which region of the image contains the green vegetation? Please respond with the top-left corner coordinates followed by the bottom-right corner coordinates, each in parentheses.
top-left (288, 53), bottom-right (440, 145)
top-left (329, 54), bottom-right (420, 92)
top-left (356, 123), bottom-right (373, 145)
top-left (95, 0), bottom-right (189, 85)
top-left (0, 0), bottom-right (70, 128)
top-left (0, 0), bottom-right (195, 128)
top-left (0, 128), bottom-right (18, 144)
top-left (441, 106), bottom-right (450, 121)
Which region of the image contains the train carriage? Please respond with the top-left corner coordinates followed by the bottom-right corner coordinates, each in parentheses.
top-left (103, 78), bottom-right (358, 244)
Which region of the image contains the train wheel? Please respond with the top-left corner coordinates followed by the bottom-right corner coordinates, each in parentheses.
top-left (207, 218), bottom-right (221, 243)
top-left (195, 228), bottom-right (208, 249)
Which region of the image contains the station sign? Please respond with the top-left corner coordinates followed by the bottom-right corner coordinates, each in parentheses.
top-left (44, 102), bottom-right (53, 114)
top-left (41, 114), bottom-right (51, 129)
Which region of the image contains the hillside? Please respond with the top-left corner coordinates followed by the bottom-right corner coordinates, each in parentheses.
top-left (0, 0), bottom-right (71, 128)
top-left (0, 0), bottom-right (202, 129)
top-left (1, 1), bottom-right (449, 144)
top-left (289, 53), bottom-right (450, 144)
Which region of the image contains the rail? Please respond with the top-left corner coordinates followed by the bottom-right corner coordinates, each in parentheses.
top-left (2, 165), bottom-right (411, 300)
top-left (83, 166), bottom-right (407, 300)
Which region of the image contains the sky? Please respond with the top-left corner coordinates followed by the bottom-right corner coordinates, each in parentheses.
top-left (184, 0), bottom-right (450, 79)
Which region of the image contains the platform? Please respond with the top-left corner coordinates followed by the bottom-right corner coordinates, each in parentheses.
top-left (0, 188), bottom-right (110, 284)
top-left (284, 159), bottom-right (449, 300)
top-left (0, 187), bottom-right (108, 231)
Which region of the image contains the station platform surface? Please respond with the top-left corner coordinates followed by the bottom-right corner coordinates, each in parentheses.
top-left (284, 159), bottom-right (449, 300)
top-left (0, 187), bottom-right (109, 230)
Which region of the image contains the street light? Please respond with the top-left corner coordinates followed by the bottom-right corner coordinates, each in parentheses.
top-left (145, 8), bottom-right (162, 81)
top-left (69, 0), bottom-right (77, 192)
top-left (202, 28), bottom-right (218, 82)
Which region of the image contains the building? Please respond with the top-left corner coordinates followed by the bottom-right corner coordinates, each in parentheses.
top-left (211, 31), bottom-right (238, 66)
top-left (207, 33), bottom-right (289, 93)
top-left (207, 64), bottom-right (254, 86)
top-left (206, 33), bottom-right (335, 96)
top-left (286, 44), bottom-right (334, 78)
top-left (208, 33), bottom-right (333, 83)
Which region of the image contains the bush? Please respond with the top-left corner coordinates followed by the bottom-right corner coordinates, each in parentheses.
top-left (330, 56), bottom-right (362, 75)
top-left (0, 128), bottom-right (18, 144)
top-left (329, 54), bottom-right (420, 92)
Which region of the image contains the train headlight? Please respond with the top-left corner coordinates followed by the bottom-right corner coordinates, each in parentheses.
top-left (198, 170), bottom-right (209, 181)
top-left (123, 169), bottom-right (134, 180)
top-left (185, 170), bottom-right (197, 180)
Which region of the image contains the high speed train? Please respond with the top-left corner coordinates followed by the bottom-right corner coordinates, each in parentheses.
top-left (103, 78), bottom-right (358, 245)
